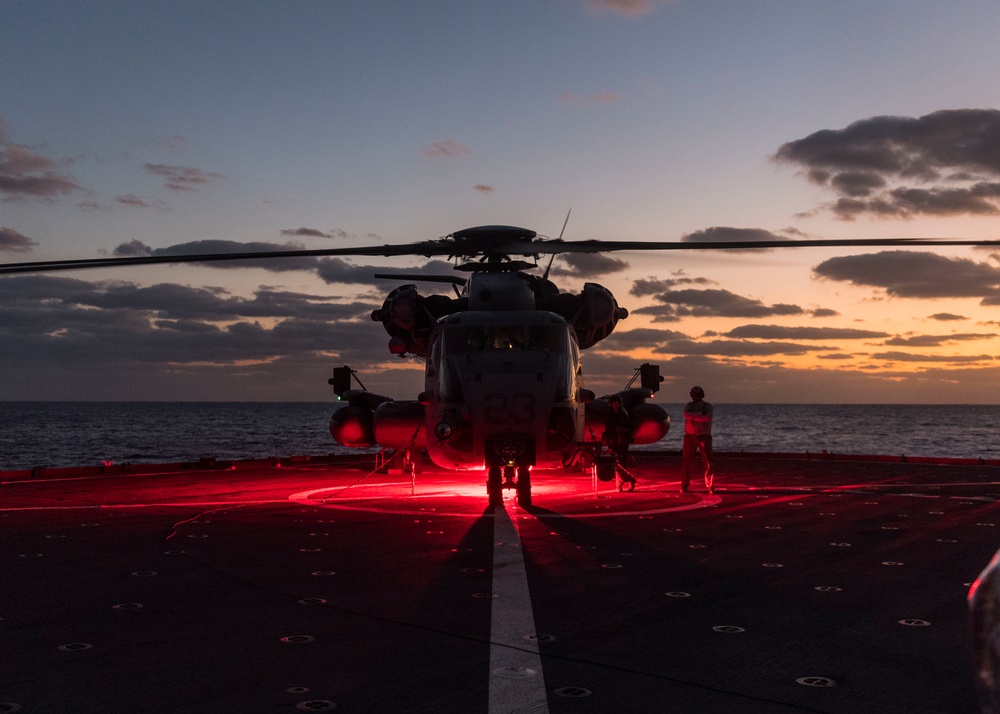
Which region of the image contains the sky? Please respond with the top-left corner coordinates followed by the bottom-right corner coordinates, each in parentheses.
top-left (2, 0), bottom-right (1000, 404)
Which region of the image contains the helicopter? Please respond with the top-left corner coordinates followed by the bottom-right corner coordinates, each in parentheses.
top-left (327, 225), bottom-right (673, 506)
top-left (2, 223), bottom-right (998, 506)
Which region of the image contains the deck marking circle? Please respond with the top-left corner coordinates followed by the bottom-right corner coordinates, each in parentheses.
top-left (58, 643), bottom-right (92, 651)
top-left (310, 571), bottom-right (336, 576)
top-left (937, 539), bottom-right (957, 543)
top-left (280, 635), bottom-right (315, 643)
top-left (288, 487), bottom-right (721, 517)
top-left (44, 534), bottom-right (66, 538)
top-left (461, 567), bottom-right (485, 573)
top-left (601, 563), bottom-right (623, 569)
top-left (296, 701), bottom-right (336, 711)
top-left (492, 666), bottom-right (539, 678)
top-left (18, 553), bottom-right (42, 558)
top-left (112, 603), bottom-right (144, 610)
top-left (554, 687), bottom-right (592, 698)
top-left (713, 625), bottom-right (745, 633)
top-left (831, 542), bottom-right (852, 547)
top-left (131, 571), bottom-right (157, 577)
top-left (899, 619), bottom-right (931, 626)
top-left (796, 676), bottom-right (835, 688)
top-left (762, 563), bottom-right (784, 568)
top-left (286, 687), bottom-right (310, 693)
top-left (815, 586), bottom-right (842, 592)
top-left (524, 634), bottom-right (556, 642)
top-left (882, 561), bottom-right (905, 566)
top-left (665, 592), bottom-right (691, 598)
top-left (473, 592), bottom-right (498, 599)
top-left (164, 550), bottom-right (185, 555)
top-left (298, 598), bottom-right (327, 604)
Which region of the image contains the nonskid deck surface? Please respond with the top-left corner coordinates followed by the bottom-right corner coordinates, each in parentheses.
top-left (3, 454), bottom-right (999, 713)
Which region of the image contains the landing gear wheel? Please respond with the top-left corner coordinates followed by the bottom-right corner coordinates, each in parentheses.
top-left (487, 466), bottom-right (503, 507)
top-left (515, 466), bottom-right (532, 508)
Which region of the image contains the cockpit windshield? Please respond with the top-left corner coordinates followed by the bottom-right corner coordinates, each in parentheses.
top-left (445, 325), bottom-right (568, 354)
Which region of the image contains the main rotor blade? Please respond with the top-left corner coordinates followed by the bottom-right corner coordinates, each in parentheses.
top-left (1, 235), bottom-right (997, 276)
top-left (0, 241), bottom-right (455, 276)
top-left (521, 236), bottom-right (1000, 254)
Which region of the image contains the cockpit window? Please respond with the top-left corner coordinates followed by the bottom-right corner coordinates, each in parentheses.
top-left (445, 325), bottom-right (567, 354)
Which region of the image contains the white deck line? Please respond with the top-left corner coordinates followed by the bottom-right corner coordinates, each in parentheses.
top-left (488, 502), bottom-right (550, 714)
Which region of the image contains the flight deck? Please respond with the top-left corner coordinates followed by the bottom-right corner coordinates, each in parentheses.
top-left (3, 452), bottom-right (999, 713)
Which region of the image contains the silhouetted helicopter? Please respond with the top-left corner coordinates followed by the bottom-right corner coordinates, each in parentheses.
top-left (2, 224), bottom-right (997, 506)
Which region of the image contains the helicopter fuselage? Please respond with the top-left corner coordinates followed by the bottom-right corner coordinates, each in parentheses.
top-left (423, 309), bottom-right (583, 470)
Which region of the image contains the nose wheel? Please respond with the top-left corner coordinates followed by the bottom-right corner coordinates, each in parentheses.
top-left (486, 465), bottom-right (532, 507)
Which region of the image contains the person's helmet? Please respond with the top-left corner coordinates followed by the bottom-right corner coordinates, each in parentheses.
top-left (690, 386), bottom-right (705, 398)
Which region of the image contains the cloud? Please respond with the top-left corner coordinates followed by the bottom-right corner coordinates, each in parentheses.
top-left (723, 324), bottom-right (889, 340)
top-left (110, 238), bottom-right (318, 272)
top-left (585, 0), bottom-right (671, 18)
top-left (280, 227), bottom-right (350, 239)
top-left (473, 184), bottom-right (495, 193)
top-left (0, 272), bottom-right (421, 400)
top-left (116, 194), bottom-right (169, 210)
top-left (422, 140), bottom-right (472, 158)
top-left (871, 351), bottom-right (994, 363)
top-left (882, 332), bottom-right (996, 347)
top-left (599, 327), bottom-right (832, 357)
top-left (0, 119), bottom-right (83, 200)
top-left (680, 226), bottom-right (799, 252)
top-left (635, 287), bottom-right (805, 319)
top-left (654, 339), bottom-right (833, 357)
top-left (630, 273), bottom-right (713, 297)
top-left (144, 163), bottom-right (226, 191)
top-left (928, 312), bottom-right (967, 321)
top-left (105, 238), bottom-right (458, 289)
top-left (813, 250), bottom-right (1000, 302)
top-left (550, 252), bottom-right (629, 278)
top-left (774, 109), bottom-right (1000, 218)
top-left (0, 227), bottom-right (37, 253)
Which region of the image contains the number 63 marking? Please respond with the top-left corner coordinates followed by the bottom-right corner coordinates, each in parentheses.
top-left (484, 393), bottom-right (535, 424)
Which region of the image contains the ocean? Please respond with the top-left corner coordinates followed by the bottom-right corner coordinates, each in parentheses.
top-left (1, 402), bottom-right (998, 471)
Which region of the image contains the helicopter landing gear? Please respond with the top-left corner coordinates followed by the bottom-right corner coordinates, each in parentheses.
top-left (487, 466), bottom-right (503, 507)
top-left (401, 449), bottom-right (421, 477)
top-left (515, 465), bottom-right (532, 507)
top-left (486, 464), bottom-right (532, 507)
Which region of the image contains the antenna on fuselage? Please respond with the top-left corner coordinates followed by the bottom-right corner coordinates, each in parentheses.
top-left (541, 208), bottom-right (572, 281)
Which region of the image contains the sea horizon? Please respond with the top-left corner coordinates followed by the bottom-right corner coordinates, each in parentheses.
top-left (1, 401), bottom-right (998, 470)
